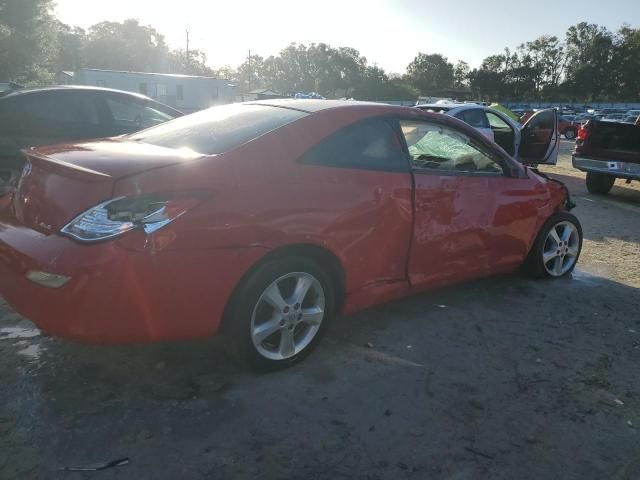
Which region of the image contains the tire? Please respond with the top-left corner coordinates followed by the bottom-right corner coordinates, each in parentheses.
top-left (564, 128), bottom-right (577, 140)
top-left (524, 212), bottom-right (583, 279)
top-left (586, 172), bottom-right (615, 195)
top-left (223, 256), bottom-right (335, 371)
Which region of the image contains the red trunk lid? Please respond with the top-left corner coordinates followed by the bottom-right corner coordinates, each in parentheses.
top-left (12, 140), bottom-right (203, 234)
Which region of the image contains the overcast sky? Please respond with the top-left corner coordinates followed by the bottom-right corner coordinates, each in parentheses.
top-left (55, 0), bottom-right (640, 73)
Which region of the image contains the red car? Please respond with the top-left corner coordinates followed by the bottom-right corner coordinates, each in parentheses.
top-left (0, 101), bottom-right (583, 370)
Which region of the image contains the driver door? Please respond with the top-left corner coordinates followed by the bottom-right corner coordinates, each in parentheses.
top-left (398, 118), bottom-right (508, 289)
top-left (517, 109), bottom-right (559, 165)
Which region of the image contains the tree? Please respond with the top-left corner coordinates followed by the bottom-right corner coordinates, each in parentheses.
top-left (84, 19), bottom-right (169, 72)
top-left (564, 22), bottom-right (614, 101)
top-left (53, 21), bottom-right (86, 71)
top-left (406, 53), bottom-right (454, 94)
top-left (610, 25), bottom-right (640, 100)
top-left (0, 0), bottom-right (56, 83)
top-left (453, 60), bottom-right (470, 88)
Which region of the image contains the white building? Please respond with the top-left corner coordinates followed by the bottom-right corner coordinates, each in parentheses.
top-left (57, 69), bottom-right (235, 113)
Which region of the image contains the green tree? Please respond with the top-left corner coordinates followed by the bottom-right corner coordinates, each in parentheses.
top-left (54, 21), bottom-right (86, 71)
top-left (0, 0), bottom-right (56, 83)
top-left (84, 19), bottom-right (169, 72)
top-left (453, 60), bottom-right (470, 88)
top-left (564, 22), bottom-right (614, 100)
top-left (610, 25), bottom-right (640, 100)
top-left (406, 53), bottom-right (454, 94)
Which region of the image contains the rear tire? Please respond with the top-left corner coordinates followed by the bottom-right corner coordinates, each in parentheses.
top-left (586, 172), bottom-right (615, 195)
top-left (223, 256), bottom-right (335, 371)
top-left (524, 212), bottom-right (583, 279)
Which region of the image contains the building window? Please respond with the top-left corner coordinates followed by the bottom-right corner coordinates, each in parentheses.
top-left (139, 82), bottom-right (147, 95)
top-left (176, 85), bottom-right (184, 101)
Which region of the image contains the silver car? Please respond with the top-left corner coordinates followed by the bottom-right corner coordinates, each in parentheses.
top-left (416, 103), bottom-right (559, 165)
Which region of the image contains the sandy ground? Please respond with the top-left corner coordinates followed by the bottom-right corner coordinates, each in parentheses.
top-left (1, 141), bottom-right (639, 480)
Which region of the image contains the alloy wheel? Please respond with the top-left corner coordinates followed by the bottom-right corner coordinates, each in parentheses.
top-left (542, 221), bottom-right (580, 277)
top-left (250, 272), bottom-right (325, 361)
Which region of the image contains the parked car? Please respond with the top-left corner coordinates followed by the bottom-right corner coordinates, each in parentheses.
top-left (0, 100), bottom-right (582, 370)
top-left (573, 119), bottom-right (640, 195)
top-left (558, 115), bottom-right (582, 140)
top-left (416, 103), bottom-right (559, 164)
top-left (602, 113), bottom-right (626, 122)
top-left (0, 86), bottom-right (183, 193)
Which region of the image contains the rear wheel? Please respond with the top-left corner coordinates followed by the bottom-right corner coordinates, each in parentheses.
top-left (586, 172), bottom-right (615, 195)
top-left (223, 256), bottom-right (335, 371)
top-left (524, 212), bottom-right (583, 279)
top-left (564, 128), bottom-right (577, 140)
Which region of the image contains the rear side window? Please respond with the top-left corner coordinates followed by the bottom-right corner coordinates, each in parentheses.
top-left (300, 118), bottom-right (407, 172)
top-left (458, 109), bottom-right (489, 128)
top-left (130, 104), bottom-right (307, 154)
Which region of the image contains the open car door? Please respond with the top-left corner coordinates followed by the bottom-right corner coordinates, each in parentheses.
top-left (517, 109), bottom-right (559, 165)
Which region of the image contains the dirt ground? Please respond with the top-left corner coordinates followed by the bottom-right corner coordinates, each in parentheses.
top-left (1, 141), bottom-right (639, 480)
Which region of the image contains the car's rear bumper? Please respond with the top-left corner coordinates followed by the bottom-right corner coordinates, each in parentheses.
top-left (573, 155), bottom-right (640, 180)
top-left (0, 210), bottom-right (267, 344)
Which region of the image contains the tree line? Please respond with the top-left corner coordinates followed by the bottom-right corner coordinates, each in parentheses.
top-left (1, 0), bottom-right (639, 102)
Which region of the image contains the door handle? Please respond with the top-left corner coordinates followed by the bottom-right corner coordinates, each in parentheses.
top-left (417, 200), bottom-right (434, 210)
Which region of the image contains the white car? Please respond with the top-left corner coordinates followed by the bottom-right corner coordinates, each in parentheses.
top-left (416, 103), bottom-right (559, 165)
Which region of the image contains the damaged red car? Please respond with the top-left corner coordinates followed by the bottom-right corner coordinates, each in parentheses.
top-left (0, 100), bottom-right (582, 370)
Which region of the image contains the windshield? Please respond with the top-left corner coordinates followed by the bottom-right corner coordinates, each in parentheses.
top-left (129, 103), bottom-right (308, 155)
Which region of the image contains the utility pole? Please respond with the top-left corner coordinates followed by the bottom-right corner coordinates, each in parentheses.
top-left (185, 28), bottom-right (190, 71)
top-left (248, 49), bottom-right (252, 92)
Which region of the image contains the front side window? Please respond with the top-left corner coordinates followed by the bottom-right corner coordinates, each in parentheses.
top-left (486, 112), bottom-right (511, 130)
top-left (300, 118), bottom-right (407, 172)
top-left (400, 120), bottom-right (503, 174)
top-left (129, 103), bottom-right (307, 155)
top-left (104, 95), bottom-right (175, 130)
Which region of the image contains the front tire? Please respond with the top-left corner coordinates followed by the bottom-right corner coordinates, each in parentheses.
top-left (586, 172), bottom-right (615, 195)
top-left (223, 256), bottom-right (335, 371)
top-left (524, 212), bottom-right (583, 279)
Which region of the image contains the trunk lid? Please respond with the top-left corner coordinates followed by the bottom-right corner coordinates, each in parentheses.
top-left (13, 140), bottom-right (203, 234)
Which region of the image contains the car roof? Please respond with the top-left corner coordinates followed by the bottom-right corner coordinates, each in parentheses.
top-left (0, 85), bottom-right (155, 102)
top-left (247, 99), bottom-right (404, 114)
top-left (416, 103), bottom-right (481, 112)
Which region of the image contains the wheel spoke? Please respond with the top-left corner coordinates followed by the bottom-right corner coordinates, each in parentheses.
top-left (560, 224), bottom-right (573, 242)
top-left (548, 227), bottom-right (561, 247)
top-left (553, 256), bottom-right (563, 276)
top-left (289, 275), bottom-right (314, 305)
top-left (543, 249), bottom-right (558, 264)
top-left (263, 283), bottom-right (287, 313)
top-left (567, 245), bottom-right (580, 257)
top-left (300, 306), bottom-right (323, 326)
top-left (278, 329), bottom-right (296, 357)
top-left (252, 316), bottom-right (281, 345)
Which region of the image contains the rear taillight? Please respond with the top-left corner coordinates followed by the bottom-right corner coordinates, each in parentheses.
top-left (577, 126), bottom-right (588, 141)
top-left (61, 192), bottom-right (205, 243)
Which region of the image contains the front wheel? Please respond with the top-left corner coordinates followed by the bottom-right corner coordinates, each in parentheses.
top-left (586, 172), bottom-right (615, 195)
top-left (223, 256), bottom-right (335, 371)
top-left (524, 212), bottom-right (583, 279)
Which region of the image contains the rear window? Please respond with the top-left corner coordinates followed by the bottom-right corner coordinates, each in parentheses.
top-left (129, 104), bottom-right (307, 154)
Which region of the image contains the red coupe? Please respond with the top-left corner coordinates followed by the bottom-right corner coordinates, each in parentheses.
top-left (0, 100), bottom-right (582, 370)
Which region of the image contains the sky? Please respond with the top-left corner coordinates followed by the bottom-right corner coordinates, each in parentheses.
top-left (55, 0), bottom-right (640, 74)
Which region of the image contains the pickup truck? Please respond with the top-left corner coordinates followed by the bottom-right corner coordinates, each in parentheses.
top-left (572, 119), bottom-right (640, 194)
